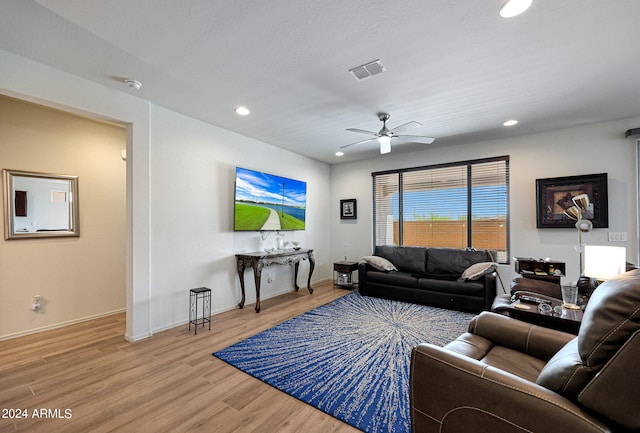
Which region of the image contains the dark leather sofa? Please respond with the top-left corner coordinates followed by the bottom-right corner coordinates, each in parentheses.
top-left (410, 268), bottom-right (640, 433)
top-left (358, 245), bottom-right (497, 313)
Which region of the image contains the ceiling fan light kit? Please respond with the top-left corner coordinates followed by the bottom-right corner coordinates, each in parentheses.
top-left (342, 112), bottom-right (435, 155)
top-left (499, 0), bottom-right (532, 18)
top-left (378, 136), bottom-right (392, 154)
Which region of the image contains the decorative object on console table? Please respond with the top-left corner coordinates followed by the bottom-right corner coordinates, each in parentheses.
top-left (514, 257), bottom-right (565, 286)
top-left (535, 173), bottom-right (608, 229)
top-left (235, 248), bottom-right (315, 313)
top-left (340, 198), bottom-right (357, 220)
top-left (333, 261), bottom-right (359, 289)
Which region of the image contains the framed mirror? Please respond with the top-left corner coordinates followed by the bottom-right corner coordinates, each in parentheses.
top-left (2, 169), bottom-right (79, 239)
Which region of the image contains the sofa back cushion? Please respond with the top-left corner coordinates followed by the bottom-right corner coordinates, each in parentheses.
top-left (374, 245), bottom-right (426, 275)
top-left (426, 248), bottom-right (493, 276)
top-left (536, 269), bottom-right (640, 400)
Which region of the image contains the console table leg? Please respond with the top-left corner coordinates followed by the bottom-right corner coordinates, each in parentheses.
top-left (307, 251), bottom-right (315, 294)
top-left (294, 262), bottom-right (300, 291)
top-left (236, 259), bottom-right (246, 309)
top-left (253, 262), bottom-right (263, 313)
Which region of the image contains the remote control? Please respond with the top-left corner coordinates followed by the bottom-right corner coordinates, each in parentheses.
top-left (519, 295), bottom-right (551, 305)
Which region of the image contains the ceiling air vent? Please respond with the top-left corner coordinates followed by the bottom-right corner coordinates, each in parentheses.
top-left (348, 59), bottom-right (387, 81)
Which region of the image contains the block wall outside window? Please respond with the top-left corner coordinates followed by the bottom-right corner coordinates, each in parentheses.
top-left (373, 156), bottom-right (509, 263)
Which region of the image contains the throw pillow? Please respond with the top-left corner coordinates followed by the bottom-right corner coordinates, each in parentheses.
top-left (461, 262), bottom-right (497, 280)
top-left (362, 256), bottom-right (398, 272)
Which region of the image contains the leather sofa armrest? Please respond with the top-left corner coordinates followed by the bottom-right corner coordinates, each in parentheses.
top-left (482, 271), bottom-right (498, 309)
top-left (410, 343), bottom-right (610, 433)
top-left (469, 312), bottom-right (575, 361)
top-left (358, 262), bottom-right (369, 293)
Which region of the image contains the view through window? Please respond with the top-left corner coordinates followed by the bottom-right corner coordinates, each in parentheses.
top-left (373, 156), bottom-right (509, 263)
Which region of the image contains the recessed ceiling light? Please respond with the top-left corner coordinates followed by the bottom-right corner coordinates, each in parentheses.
top-left (335, 151), bottom-right (344, 156)
top-left (503, 119), bottom-right (519, 127)
top-left (499, 0), bottom-right (532, 18)
top-left (235, 106), bottom-right (251, 116)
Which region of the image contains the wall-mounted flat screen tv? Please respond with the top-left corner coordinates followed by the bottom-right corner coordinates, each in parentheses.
top-left (234, 167), bottom-right (306, 231)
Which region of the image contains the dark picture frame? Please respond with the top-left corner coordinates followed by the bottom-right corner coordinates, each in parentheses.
top-left (340, 198), bottom-right (357, 220)
top-left (536, 173), bottom-right (608, 228)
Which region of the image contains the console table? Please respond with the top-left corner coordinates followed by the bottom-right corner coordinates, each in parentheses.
top-left (235, 248), bottom-right (315, 313)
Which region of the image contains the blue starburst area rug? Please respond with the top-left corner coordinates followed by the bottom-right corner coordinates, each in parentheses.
top-left (213, 292), bottom-right (475, 433)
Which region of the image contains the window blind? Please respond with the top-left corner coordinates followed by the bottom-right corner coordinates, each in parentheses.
top-left (372, 156), bottom-right (509, 263)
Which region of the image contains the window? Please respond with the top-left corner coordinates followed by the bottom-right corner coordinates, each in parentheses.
top-left (373, 156), bottom-right (509, 263)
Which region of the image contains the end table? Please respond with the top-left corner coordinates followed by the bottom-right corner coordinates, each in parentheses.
top-left (333, 261), bottom-right (359, 289)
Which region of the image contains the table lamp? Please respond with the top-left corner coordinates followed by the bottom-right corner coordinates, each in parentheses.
top-left (583, 245), bottom-right (627, 282)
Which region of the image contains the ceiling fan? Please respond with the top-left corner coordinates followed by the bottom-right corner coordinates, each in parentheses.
top-left (341, 113), bottom-right (435, 154)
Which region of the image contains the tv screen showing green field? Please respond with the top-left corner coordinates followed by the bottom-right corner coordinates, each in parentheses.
top-left (234, 167), bottom-right (306, 231)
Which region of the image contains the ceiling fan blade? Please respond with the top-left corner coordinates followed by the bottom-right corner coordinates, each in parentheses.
top-left (389, 121), bottom-right (422, 135)
top-left (395, 135), bottom-right (435, 144)
top-left (340, 137), bottom-right (377, 148)
top-left (346, 128), bottom-right (378, 136)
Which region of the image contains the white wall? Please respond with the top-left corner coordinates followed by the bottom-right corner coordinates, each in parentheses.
top-left (331, 117), bottom-right (640, 288)
top-left (0, 49), bottom-right (331, 340)
top-left (148, 105), bottom-right (331, 332)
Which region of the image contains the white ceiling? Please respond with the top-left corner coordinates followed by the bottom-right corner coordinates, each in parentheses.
top-left (1, 0), bottom-right (639, 164)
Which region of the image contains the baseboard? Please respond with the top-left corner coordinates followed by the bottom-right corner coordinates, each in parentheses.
top-left (0, 308), bottom-right (126, 341)
top-left (147, 280), bottom-right (333, 339)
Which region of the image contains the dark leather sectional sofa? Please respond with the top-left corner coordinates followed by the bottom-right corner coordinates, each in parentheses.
top-left (358, 245), bottom-right (497, 313)
top-left (410, 268), bottom-right (640, 432)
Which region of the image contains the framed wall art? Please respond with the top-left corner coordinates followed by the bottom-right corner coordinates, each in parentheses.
top-left (340, 199), bottom-right (357, 220)
top-left (536, 173), bottom-right (608, 228)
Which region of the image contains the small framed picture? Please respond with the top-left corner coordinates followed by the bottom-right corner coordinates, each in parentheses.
top-left (340, 198), bottom-right (357, 220)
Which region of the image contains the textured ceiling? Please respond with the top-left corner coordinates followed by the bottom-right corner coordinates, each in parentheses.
top-left (1, 0), bottom-right (639, 164)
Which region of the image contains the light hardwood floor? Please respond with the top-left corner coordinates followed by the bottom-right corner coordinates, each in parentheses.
top-left (0, 281), bottom-right (362, 433)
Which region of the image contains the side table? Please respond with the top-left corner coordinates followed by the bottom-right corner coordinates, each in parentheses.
top-left (333, 261), bottom-right (359, 289)
top-left (189, 287), bottom-right (211, 334)
top-left (491, 293), bottom-right (582, 335)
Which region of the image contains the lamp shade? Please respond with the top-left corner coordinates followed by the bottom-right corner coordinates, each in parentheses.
top-left (583, 245), bottom-right (626, 280)
top-left (378, 135), bottom-right (391, 154)
top-left (572, 193), bottom-right (590, 211)
top-left (564, 205), bottom-right (581, 220)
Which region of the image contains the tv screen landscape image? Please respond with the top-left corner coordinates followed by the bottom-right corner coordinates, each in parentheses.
top-left (234, 167), bottom-right (306, 231)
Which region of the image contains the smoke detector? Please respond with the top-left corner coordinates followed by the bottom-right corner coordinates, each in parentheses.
top-left (124, 79), bottom-right (142, 90)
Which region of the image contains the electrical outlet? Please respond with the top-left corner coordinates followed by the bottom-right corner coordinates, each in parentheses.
top-left (608, 232), bottom-right (627, 242)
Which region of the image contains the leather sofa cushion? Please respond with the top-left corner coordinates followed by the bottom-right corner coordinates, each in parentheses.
top-left (417, 278), bottom-right (485, 297)
top-left (426, 248), bottom-right (491, 276)
top-left (481, 346), bottom-right (547, 383)
top-left (537, 269), bottom-right (640, 398)
top-left (375, 245), bottom-right (426, 275)
top-left (366, 270), bottom-right (418, 289)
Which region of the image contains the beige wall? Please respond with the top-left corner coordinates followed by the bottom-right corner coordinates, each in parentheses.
top-left (0, 95), bottom-right (126, 339)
